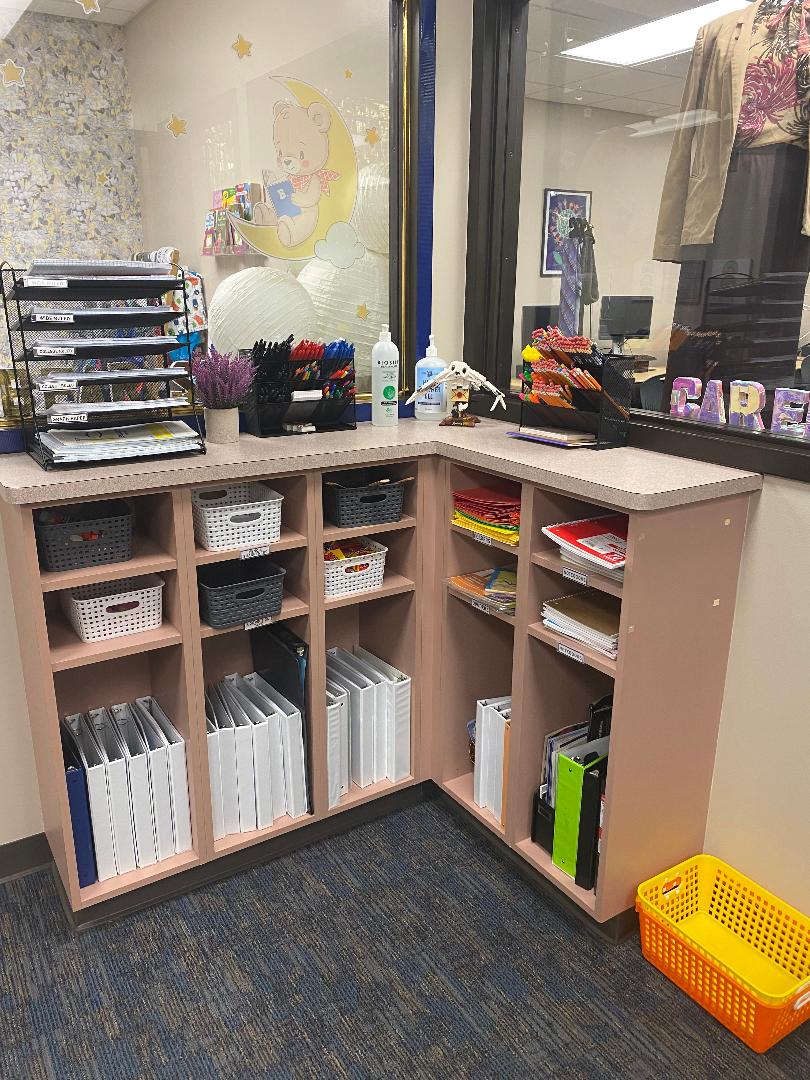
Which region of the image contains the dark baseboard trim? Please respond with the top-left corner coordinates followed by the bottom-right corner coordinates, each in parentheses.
top-left (0, 831), bottom-right (52, 884)
top-left (431, 785), bottom-right (637, 943)
top-left (60, 783), bottom-right (430, 931)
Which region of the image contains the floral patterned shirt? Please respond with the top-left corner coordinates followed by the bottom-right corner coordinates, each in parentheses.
top-left (735, 1), bottom-right (810, 149)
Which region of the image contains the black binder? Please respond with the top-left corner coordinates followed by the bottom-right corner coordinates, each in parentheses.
top-left (575, 759), bottom-right (608, 890)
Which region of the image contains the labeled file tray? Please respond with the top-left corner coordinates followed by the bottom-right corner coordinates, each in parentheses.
top-left (0, 263), bottom-right (205, 470)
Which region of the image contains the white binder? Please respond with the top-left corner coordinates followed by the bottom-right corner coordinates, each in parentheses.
top-left (109, 703), bottom-right (157, 869)
top-left (326, 657), bottom-right (375, 788)
top-left (221, 679), bottom-right (273, 830)
top-left (225, 674), bottom-right (287, 821)
top-left (325, 679), bottom-right (349, 808)
top-left (63, 715), bottom-right (117, 882)
top-left (353, 646), bottom-right (412, 782)
top-left (135, 697), bottom-right (192, 855)
top-left (328, 648), bottom-right (388, 782)
top-left (474, 696), bottom-right (510, 810)
top-left (214, 682), bottom-right (257, 833)
top-left (245, 673), bottom-right (309, 820)
top-left (130, 705), bottom-right (175, 861)
top-left (205, 710), bottom-right (225, 842)
top-left (206, 687), bottom-right (240, 836)
top-left (86, 708), bottom-right (137, 875)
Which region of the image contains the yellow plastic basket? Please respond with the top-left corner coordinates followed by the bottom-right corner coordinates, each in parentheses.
top-left (636, 855), bottom-right (810, 1053)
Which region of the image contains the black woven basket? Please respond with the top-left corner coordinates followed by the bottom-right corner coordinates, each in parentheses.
top-left (197, 557), bottom-right (286, 629)
top-left (35, 499), bottom-right (133, 572)
top-left (323, 468), bottom-right (406, 528)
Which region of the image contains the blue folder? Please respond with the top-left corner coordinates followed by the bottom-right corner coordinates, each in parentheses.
top-left (61, 727), bottom-right (98, 888)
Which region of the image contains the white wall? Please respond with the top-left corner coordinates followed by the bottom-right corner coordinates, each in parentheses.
top-left (514, 99), bottom-right (680, 362)
top-left (705, 477), bottom-right (810, 913)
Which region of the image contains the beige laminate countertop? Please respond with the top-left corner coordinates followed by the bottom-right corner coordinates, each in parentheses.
top-left (0, 419), bottom-right (762, 511)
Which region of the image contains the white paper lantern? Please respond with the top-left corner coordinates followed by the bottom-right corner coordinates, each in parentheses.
top-left (208, 267), bottom-right (317, 354)
top-left (354, 163), bottom-right (389, 255)
top-left (298, 250), bottom-right (389, 392)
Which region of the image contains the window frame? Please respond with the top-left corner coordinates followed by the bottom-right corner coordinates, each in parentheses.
top-left (462, 0), bottom-right (810, 481)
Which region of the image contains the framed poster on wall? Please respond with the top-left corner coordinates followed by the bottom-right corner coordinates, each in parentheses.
top-left (541, 189), bottom-right (591, 276)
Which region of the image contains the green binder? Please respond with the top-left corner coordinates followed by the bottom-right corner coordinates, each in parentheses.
top-left (552, 736), bottom-right (610, 877)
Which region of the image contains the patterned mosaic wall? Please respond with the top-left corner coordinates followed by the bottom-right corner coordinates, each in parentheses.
top-left (0, 12), bottom-right (143, 364)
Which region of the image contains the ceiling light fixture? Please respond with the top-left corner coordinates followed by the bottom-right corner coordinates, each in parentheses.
top-left (562, 1), bottom-right (752, 67)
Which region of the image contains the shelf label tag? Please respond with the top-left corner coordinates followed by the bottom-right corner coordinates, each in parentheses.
top-left (474, 533), bottom-right (493, 546)
top-left (34, 346), bottom-right (75, 357)
top-left (32, 312), bottom-right (74, 324)
top-left (50, 413), bottom-right (87, 424)
top-left (471, 599), bottom-right (490, 614)
top-left (23, 277), bottom-right (68, 289)
top-left (244, 614), bottom-right (277, 630)
top-left (39, 379), bottom-right (78, 391)
top-left (562, 567), bottom-right (588, 586)
top-left (557, 643), bottom-right (585, 664)
top-left (240, 545), bottom-right (270, 560)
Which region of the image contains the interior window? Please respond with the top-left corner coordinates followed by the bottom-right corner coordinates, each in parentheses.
top-left (0, 0), bottom-right (391, 393)
top-left (515, 0), bottom-right (810, 441)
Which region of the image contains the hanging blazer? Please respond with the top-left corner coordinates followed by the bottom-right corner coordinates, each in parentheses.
top-left (653, 1), bottom-right (810, 263)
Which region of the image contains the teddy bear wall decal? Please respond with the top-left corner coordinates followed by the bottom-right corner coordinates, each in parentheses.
top-left (252, 101), bottom-right (341, 248)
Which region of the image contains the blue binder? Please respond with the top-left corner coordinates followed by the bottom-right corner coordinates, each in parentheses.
top-left (61, 727), bottom-right (98, 888)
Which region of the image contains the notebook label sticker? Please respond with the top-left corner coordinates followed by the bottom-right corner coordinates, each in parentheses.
top-left (474, 533), bottom-right (493, 546)
top-left (557, 643), bottom-right (585, 664)
top-left (562, 567), bottom-right (588, 586)
top-left (244, 615), bottom-right (277, 630)
top-left (241, 545), bottom-right (271, 560)
top-left (24, 277), bottom-right (68, 288)
top-left (471, 600), bottom-right (490, 614)
top-left (40, 379), bottom-right (78, 391)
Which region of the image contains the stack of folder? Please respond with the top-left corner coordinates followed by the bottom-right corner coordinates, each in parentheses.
top-left (449, 567), bottom-right (517, 616)
top-left (452, 486), bottom-right (521, 546)
top-left (542, 590), bottom-right (621, 659)
top-left (532, 695), bottom-right (613, 891)
top-left (206, 670), bottom-right (309, 838)
top-left (62, 698), bottom-right (192, 886)
top-left (325, 646), bottom-right (411, 805)
top-left (472, 696), bottom-right (512, 825)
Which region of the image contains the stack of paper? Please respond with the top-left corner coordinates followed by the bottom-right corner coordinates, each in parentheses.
top-left (541, 515), bottom-right (628, 579)
top-left (205, 672), bottom-right (309, 839)
top-left (61, 698), bottom-right (192, 885)
top-left (472, 696), bottom-right (512, 824)
top-left (452, 486), bottom-right (521, 546)
top-left (325, 646), bottom-right (411, 797)
top-left (542, 590), bottom-right (621, 659)
top-left (28, 258), bottom-right (174, 277)
top-left (40, 420), bottom-right (201, 463)
top-left (449, 568), bottom-right (517, 616)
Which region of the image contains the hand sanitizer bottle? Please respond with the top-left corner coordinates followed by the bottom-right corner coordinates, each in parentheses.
top-left (371, 324), bottom-right (399, 427)
top-left (414, 333), bottom-right (446, 420)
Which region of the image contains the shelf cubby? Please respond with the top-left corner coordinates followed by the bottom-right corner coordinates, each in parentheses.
top-left (193, 474), bottom-right (309, 565)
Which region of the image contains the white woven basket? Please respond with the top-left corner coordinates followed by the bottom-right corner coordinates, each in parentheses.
top-left (324, 539), bottom-right (388, 599)
top-left (61, 575), bottom-right (164, 643)
top-left (192, 482), bottom-right (284, 551)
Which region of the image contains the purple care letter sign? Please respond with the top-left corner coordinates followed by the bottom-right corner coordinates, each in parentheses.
top-left (670, 377), bottom-right (702, 419)
top-left (729, 381), bottom-right (766, 431)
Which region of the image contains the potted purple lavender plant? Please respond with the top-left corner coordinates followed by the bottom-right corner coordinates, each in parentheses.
top-left (192, 345), bottom-right (255, 445)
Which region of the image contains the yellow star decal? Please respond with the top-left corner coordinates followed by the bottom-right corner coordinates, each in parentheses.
top-left (356, 304), bottom-right (369, 321)
top-left (1, 58), bottom-right (24, 88)
top-left (232, 34), bottom-right (252, 60)
top-left (344, 69), bottom-right (353, 79)
top-left (166, 113), bottom-right (188, 138)
top-left (74, 0), bottom-right (101, 13)
top-left (365, 128), bottom-right (380, 147)
top-left (96, 170), bottom-right (109, 186)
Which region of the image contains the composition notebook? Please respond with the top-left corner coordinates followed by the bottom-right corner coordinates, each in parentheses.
top-left (542, 515), bottom-right (628, 569)
top-left (542, 590), bottom-right (621, 659)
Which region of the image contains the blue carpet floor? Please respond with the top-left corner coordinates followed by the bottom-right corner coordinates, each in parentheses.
top-left (0, 799), bottom-right (806, 1079)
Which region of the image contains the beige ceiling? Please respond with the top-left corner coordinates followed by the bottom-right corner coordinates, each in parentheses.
top-left (526, 0), bottom-right (695, 117)
top-left (25, 0), bottom-right (153, 24)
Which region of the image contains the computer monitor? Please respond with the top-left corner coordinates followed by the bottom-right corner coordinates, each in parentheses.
top-left (599, 296), bottom-right (654, 352)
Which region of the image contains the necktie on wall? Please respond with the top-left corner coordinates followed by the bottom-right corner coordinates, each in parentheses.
top-left (558, 236), bottom-right (581, 337)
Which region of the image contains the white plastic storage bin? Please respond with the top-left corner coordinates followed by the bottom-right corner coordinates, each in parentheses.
top-left (323, 539), bottom-right (388, 600)
top-left (192, 482), bottom-right (284, 551)
top-left (61, 575), bottom-right (164, 643)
